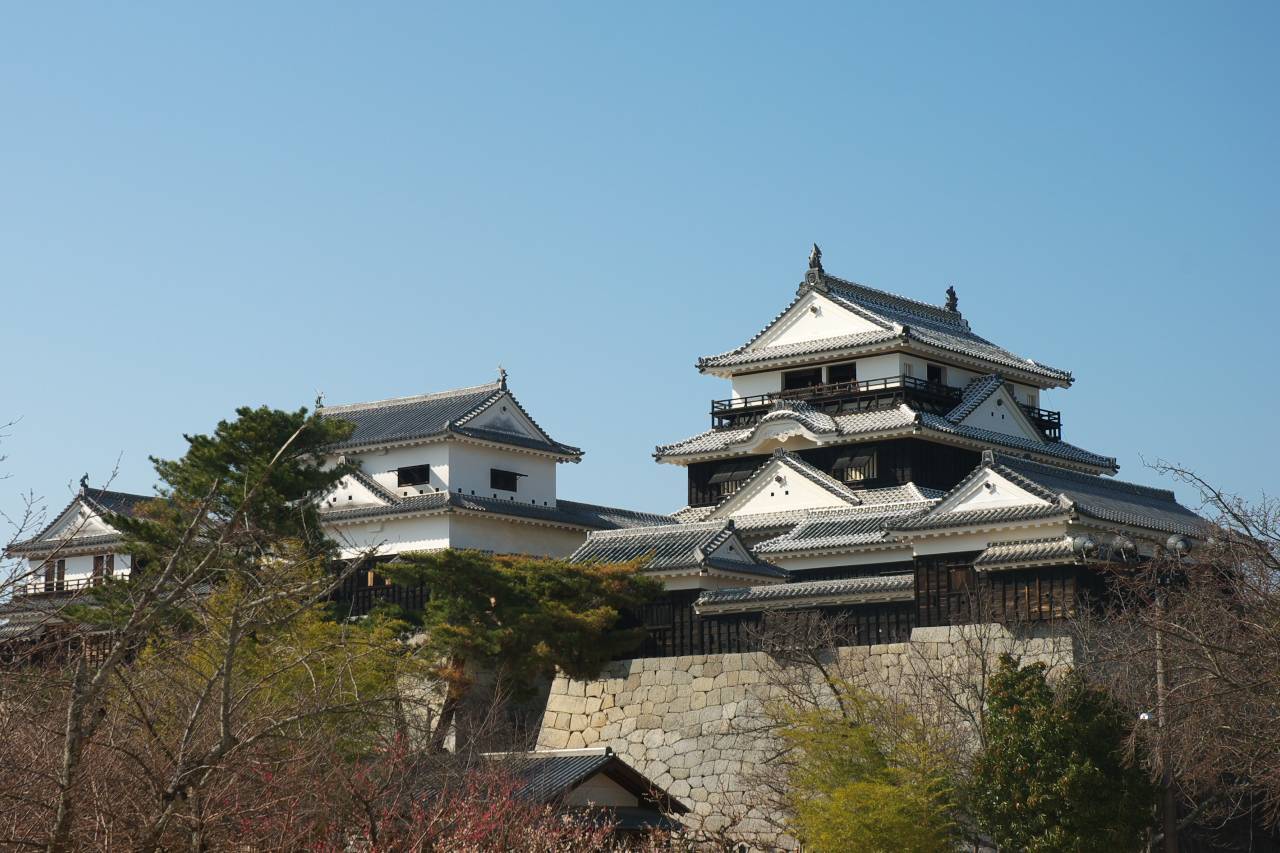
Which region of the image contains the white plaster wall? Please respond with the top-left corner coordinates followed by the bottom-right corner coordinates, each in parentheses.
top-left (447, 444), bottom-right (557, 506)
top-left (1012, 383), bottom-right (1040, 407)
top-left (720, 464), bottom-right (850, 518)
top-left (448, 515), bottom-right (586, 558)
top-left (911, 523), bottom-right (1068, 556)
top-left (756, 292), bottom-right (881, 348)
top-left (329, 515), bottom-right (451, 558)
top-left (854, 353), bottom-right (901, 382)
top-left (348, 444), bottom-right (451, 497)
top-left (730, 372), bottom-right (781, 400)
top-left (961, 389), bottom-right (1041, 441)
top-left (26, 552), bottom-right (133, 590)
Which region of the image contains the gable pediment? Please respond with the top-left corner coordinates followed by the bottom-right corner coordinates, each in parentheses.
top-left (936, 469), bottom-right (1052, 515)
top-left (324, 472), bottom-right (397, 509)
top-left (38, 498), bottom-right (120, 543)
top-left (957, 384), bottom-right (1043, 442)
top-left (710, 455), bottom-right (859, 521)
top-left (751, 291), bottom-right (886, 350)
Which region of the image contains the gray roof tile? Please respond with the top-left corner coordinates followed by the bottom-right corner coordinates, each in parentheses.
top-left (320, 382), bottom-right (582, 457)
top-left (697, 273), bottom-right (1072, 383)
top-left (320, 491), bottom-right (673, 532)
top-left (993, 455), bottom-right (1206, 537)
top-left (696, 573), bottom-right (914, 612)
top-left (892, 452), bottom-right (1206, 538)
top-left (973, 536), bottom-right (1077, 571)
top-left (568, 520), bottom-right (786, 579)
top-left (655, 405), bottom-right (916, 459)
top-left (755, 500), bottom-right (938, 555)
top-left (655, 403), bottom-right (1115, 472)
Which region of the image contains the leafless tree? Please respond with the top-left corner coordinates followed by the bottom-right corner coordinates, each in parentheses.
top-left (1073, 462), bottom-right (1280, 841)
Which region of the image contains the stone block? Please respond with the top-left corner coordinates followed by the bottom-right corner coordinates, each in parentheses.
top-left (546, 694), bottom-right (586, 715)
top-left (567, 680), bottom-right (586, 698)
top-left (540, 729), bottom-right (569, 749)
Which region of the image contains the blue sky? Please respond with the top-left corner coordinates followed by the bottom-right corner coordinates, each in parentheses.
top-left (1, 2), bottom-right (1277, 527)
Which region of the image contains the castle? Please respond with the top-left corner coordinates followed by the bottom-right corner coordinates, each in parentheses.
top-left (2, 248), bottom-right (1205, 832)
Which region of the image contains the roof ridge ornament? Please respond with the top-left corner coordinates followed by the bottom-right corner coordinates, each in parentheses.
top-left (945, 285), bottom-right (959, 314)
top-left (79, 473), bottom-right (89, 493)
top-left (497, 365), bottom-right (508, 389)
top-left (805, 243), bottom-right (825, 285)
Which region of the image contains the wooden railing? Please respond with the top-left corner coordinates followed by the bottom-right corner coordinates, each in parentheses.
top-left (710, 375), bottom-right (962, 429)
top-left (20, 575), bottom-right (115, 596)
top-left (1018, 404), bottom-right (1062, 441)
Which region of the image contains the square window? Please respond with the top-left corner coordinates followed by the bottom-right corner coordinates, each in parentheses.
top-left (490, 468), bottom-right (523, 492)
top-left (926, 363), bottom-right (946, 385)
top-left (782, 367), bottom-right (823, 391)
top-left (827, 362), bottom-right (857, 384)
top-left (397, 464), bottom-right (431, 487)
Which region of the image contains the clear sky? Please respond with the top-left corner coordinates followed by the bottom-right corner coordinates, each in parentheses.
top-left (1, 3), bottom-right (1277, 528)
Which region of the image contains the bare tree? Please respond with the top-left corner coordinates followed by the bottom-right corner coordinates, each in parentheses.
top-left (1073, 462), bottom-right (1280, 841)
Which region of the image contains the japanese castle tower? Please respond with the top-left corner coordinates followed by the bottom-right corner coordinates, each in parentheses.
top-left (568, 246), bottom-right (1203, 656)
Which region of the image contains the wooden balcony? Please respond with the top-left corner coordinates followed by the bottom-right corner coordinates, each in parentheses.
top-left (19, 575), bottom-right (113, 597)
top-left (710, 375), bottom-right (962, 430)
top-left (1019, 404), bottom-right (1062, 442)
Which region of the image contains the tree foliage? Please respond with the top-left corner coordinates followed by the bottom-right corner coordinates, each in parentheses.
top-left (778, 686), bottom-right (954, 853)
top-left (970, 656), bottom-right (1155, 852)
top-left (388, 549), bottom-right (661, 748)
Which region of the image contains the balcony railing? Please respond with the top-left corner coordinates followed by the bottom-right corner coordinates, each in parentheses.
top-left (19, 574), bottom-right (116, 597)
top-left (710, 375), bottom-right (962, 429)
top-left (1018, 404), bottom-right (1062, 442)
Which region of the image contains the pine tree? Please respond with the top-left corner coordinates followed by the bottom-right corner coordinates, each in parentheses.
top-left (970, 655), bottom-right (1155, 852)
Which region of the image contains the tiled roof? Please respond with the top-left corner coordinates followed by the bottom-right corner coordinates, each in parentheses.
top-left (698, 329), bottom-right (900, 369)
top-left (696, 573), bottom-right (914, 613)
top-left (755, 501), bottom-right (937, 555)
top-left (8, 486), bottom-right (153, 555)
top-left (320, 382), bottom-right (582, 458)
top-left (892, 451), bottom-right (1206, 538)
top-left (729, 509), bottom-right (814, 534)
top-left (496, 749), bottom-right (689, 814)
top-left (320, 491), bottom-right (673, 531)
top-left (945, 374), bottom-right (1006, 423)
top-left (974, 536), bottom-right (1077, 571)
top-left (655, 403), bottom-right (1115, 472)
top-left (655, 405), bottom-right (917, 458)
top-left (671, 505), bottom-right (716, 523)
top-left (696, 271), bottom-right (1072, 383)
top-left (891, 502), bottom-right (1070, 531)
top-left (346, 468), bottom-right (401, 504)
top-left (822, 278), bottom-right (1072, 382)
top-left (916, 412), bottom-right (1117, 471)
top-left (568, 520), bottom-right (786, 579)
top-left (0, 594), bottom-right (78, 640)
top-left (993, 454), bottom-right (1206, 537)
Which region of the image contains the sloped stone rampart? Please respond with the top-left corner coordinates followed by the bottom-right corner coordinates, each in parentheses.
top-left (535, 624), bottom-right (1072, 844)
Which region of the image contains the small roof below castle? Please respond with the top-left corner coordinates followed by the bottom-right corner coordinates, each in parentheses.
top-left (754, 489), bottom-right (942, 556)
top-left (568, 520), bottom-right (787, 581)
top-left (319, 380), bottom-right (582, 460)
top-left (696, 573), bottom-right (914, 615)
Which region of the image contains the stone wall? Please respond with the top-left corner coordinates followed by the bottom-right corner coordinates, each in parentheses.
top-left (536, 624), bottom-right (1073, 844)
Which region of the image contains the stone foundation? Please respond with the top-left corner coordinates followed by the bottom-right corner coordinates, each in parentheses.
top-left (536, 624), bottom-right (1072, 844)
